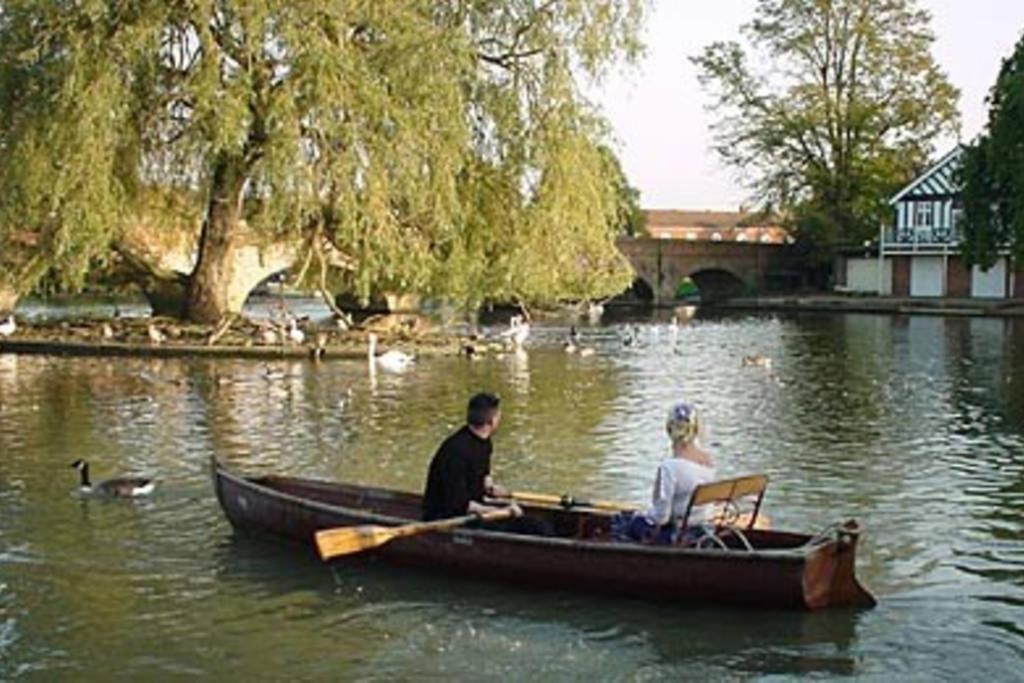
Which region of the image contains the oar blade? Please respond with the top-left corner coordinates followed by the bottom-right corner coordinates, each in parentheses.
top-left (316, 524), bottom-right (396, 560)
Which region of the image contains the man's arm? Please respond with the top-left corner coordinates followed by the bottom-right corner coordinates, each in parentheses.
top-left (483, 475), bottom-right (511, 499)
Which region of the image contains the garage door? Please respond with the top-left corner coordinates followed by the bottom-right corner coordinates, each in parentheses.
top-left (971, 258), bottom-right (1007, 298)
top-left (846, 258), bottom-right (893, 293)
top-left (910, 257), bottom-right (944, 297)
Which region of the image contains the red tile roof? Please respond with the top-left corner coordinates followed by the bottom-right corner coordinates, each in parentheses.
top-left (644, 210), bottom-right (789, 244)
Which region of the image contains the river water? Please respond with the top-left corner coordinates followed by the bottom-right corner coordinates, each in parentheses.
top-left (1, 309), bottom-right (1022, 680)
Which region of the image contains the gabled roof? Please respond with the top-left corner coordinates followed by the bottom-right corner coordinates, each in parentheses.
top-left (889, 146), bottom-right (963, 204)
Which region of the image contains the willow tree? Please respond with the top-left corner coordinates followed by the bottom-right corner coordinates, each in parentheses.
top-left (958, 32), bottom-right (1024, 269)
top-left (0, 1), bottom-right (643, 321)
top-left (693, 0), bottom-right (959, 259)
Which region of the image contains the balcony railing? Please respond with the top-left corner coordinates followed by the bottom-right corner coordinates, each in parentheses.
top-left (882, 225), bottom-right (960, 251)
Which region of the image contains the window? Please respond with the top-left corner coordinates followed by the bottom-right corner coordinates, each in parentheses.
top-left (914, 202), bottom-right (933, 228)
top-left (952, 205), bottom-right (964, 237)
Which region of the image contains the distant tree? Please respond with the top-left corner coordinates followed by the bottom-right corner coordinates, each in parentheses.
top-left (0, 1), bottom-right (644, 321)
top-left (693, 0), bottom-right (960, 261)
top-left (958, 32), bottom-right (1024, 269)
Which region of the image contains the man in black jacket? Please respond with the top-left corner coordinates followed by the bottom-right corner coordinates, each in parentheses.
top-left (422, 392), bottom-right (523, 521)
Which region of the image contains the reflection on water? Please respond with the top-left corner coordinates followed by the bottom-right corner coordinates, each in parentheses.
top-left (1, 311), bottom-right (1023, 678)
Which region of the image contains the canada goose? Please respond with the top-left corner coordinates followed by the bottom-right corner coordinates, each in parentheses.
top-left (368, 333), bottom-right (413, 371)
top-left (0, 315), bottom-right (16, 337)
top-left (621, 325), bottom-right (639, 347)
top-left (147, 324), bottom-right (166, 345)
top-left (70, 459), bottom-right (155, 498)
top-left (564, 326), bottom-right (595, 356)
top-left (742, 354), bottom-right (772, 369)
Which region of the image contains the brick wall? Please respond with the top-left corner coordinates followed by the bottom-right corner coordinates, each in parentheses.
top-left (947, 256), bottom-right (971, 297)
top-left (891, 256), bottom-right (910, 296)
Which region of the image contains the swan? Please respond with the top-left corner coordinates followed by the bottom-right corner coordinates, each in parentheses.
top-left (500, 315), bottom-right (530, 348)
top-left (70, 459), bottom-right (155, 498)
top-left (368, 333), bottom-right (414, 371)
top-left (0, 315), bottom-right (16, 337)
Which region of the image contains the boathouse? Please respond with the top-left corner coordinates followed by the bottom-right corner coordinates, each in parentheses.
top-left (838, 147), bottom-right (1023, 298)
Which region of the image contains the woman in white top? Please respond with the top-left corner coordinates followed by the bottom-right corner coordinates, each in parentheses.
top-left (616, 401), bottom-right (717, 544)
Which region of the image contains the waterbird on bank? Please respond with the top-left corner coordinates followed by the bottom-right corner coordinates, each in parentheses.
top-left (100, 323), bottom-right (115, 340)
top-left (368, 333), bottom-right (413, 372)
top-left (70, 459), bottom-right (155, 498)
top-left (287, 319), bottom-right (305, 345)
top-left (0, 315), bottom-right (16, 337)
top-left (147, 323), bottom-right (166, 345)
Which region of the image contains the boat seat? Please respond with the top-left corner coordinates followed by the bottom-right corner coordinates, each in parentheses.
top-left (679, 473), bottom-right (768, 534)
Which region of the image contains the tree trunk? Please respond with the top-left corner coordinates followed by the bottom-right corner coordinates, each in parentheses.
top-left (186, 159), bottom-right (249, 324)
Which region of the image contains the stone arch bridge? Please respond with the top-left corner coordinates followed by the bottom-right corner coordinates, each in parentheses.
top-left (616, 237), bottom-right (794, 303)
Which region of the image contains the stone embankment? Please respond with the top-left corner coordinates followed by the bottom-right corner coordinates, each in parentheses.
top-left (717, 295), bottom-right (1024, 317)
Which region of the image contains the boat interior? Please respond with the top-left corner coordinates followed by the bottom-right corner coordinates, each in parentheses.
top-left (250, 473), bottom-right (817, 552)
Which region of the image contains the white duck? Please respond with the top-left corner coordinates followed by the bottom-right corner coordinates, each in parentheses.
top-left (368, 333), bottom-right (414, 372)
top-left (0, 315), bottom-right (16, 337)
top-left (70, 459), bottom-right (155, 498)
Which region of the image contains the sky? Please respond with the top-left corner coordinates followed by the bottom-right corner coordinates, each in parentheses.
top-left (593, 1), bottom-right (1024, 210)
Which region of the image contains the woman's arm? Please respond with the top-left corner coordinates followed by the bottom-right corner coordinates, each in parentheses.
top-left (647, 463), bottom-right (676, 525)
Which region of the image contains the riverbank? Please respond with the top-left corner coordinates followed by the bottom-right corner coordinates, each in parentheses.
top-left (715, 294), bottom-right (1024, 318)
top-left (0, 317), bottom-right (463, 360)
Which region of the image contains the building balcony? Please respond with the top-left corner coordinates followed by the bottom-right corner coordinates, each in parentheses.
top-left (881, 225), bottom-right (960, 253)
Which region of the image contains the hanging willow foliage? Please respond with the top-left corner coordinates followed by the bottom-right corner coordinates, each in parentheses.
top-left (0, 0), bottom-right (644, 320)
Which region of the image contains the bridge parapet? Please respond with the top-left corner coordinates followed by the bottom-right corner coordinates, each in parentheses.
top-left (615, 237), bottom-right (793, 303)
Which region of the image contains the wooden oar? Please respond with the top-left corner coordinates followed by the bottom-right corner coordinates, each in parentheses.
top-left (506, 490), bottom-right (631, 510)
top-left (505, 490), bottom-right (772, 529)
top-left (315, 508), bottom-right (516, 561)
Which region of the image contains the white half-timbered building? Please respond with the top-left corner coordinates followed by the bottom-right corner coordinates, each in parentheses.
top-left (838, 147), bottom-right (1021, 299)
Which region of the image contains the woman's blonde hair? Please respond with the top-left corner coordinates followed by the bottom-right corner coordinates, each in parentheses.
top-left (666, 402), bottom-right (700, 445)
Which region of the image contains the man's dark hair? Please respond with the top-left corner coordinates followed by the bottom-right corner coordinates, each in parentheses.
top-left (466, 392), bottom-right (500, 427)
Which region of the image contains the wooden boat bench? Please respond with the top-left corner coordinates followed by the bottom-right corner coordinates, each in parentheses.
top-left (680, 473), bottom-right (768, 549)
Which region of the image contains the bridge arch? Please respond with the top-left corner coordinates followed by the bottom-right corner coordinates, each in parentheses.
top-left (688, 268), bottom-right (747, 302)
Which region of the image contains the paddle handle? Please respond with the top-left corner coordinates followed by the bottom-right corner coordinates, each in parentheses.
top-left (507, 491), bottom-right (635, 511)
top-left (395, 507), bottom-right (516, 538)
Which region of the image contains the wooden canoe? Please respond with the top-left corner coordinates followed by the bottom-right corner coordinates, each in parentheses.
top-left (211, 458), bottom-right (876, 610)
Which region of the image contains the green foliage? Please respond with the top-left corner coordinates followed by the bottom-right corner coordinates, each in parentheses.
top-left (598, 145), bottom-right (645, 237)
top-left (0, 0), bottom-right (645, 311)
top-left (958, 32), bottom-right (1024, 268)
top-left (675, 277), bottom-right (698, 298)
top-left (693, 0), bottom-right (960, 261)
